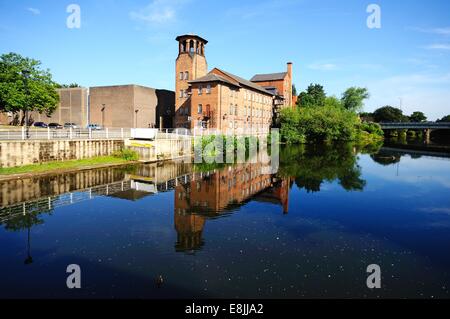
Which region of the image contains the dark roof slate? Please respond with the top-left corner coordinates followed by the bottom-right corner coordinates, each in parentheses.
top-left (250, 72), bottom-right (287, 82)
top-left (215, 68), bottom-right (274, 96)
top-left (188, 73), bottom-right (240, 87)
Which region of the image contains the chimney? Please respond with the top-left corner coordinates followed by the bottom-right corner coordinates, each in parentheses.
top-left (287, 62), bottom-right (292, 78)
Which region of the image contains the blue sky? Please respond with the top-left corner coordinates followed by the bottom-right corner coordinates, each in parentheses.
top-left (0, 0), bottom-right (449, 120)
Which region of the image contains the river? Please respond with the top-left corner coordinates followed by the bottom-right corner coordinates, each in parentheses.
top-left (1, 143), bottom-right (449, 298)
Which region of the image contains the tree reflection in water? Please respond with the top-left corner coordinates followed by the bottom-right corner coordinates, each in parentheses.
top-left (278, 143), bottom-right (368, 193)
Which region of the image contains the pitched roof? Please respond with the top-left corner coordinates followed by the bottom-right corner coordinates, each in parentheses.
top-left (188, 73), bottom-right (240, 87)
top-left (250, 72), bottom-right (288, 82)
top-left (213, 68), bottom-right (274, 96)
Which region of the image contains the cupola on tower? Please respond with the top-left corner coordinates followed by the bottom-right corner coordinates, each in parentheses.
top-left (175, 34), bottom-right (208, 128)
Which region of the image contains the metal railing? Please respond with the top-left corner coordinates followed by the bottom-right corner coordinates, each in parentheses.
top-left (380, 122), bottom-right (450, 129)
top-left (0, 127), bottom-right (132, 141)
top-left (0, 127), bottom-right (272, 141)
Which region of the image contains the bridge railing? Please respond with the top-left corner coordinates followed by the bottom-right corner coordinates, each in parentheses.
top-left (380, 122), bottom-right (450, 128)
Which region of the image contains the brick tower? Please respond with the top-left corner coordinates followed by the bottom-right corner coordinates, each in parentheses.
top-left (175, 34), bottom-right (208, 128)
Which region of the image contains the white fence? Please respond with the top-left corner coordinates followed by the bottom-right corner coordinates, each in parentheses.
top-left (0, 127), bottom-right (271, 141)
top-left (0, 127), bottom-right (132, 141)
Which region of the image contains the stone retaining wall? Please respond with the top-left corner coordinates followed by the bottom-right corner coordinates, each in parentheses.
top-left (0, 139), bottom-right (124, 168)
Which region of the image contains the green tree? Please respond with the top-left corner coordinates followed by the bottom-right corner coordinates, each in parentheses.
top-left (359, 112), bottom-right (374, 122)
top-left (324, 96), bottom-right (342, 109)
top-left (280, 104), bottom-right (360, 143)
top-left (298, 83), bottom-right (326, 108)
top-left (437, 115), bottom-right (450, 122)
top-left (0, 52), bottom-right (59, 124)
top-left (341, 87), bottom-right (369, 112)
top-left (292, 84), bottom-right (297, 96)
top-left (55, 83), bottom-right (80, 88)
top-left (409, 111), bottom-right (427, 122)
top-left (373, 106), bottom-right (405, 123)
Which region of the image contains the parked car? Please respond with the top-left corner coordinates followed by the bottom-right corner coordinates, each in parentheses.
top-left (48, 123), bottom-right (63, 129)
top-left (33, 122), bottom-right (48, 128)
top-left (64, 123), bottom-right (78, 129)
top-left (87, 124), bottom-right (103, 131)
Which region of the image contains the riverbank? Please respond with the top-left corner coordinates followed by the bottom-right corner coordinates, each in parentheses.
top-left (0, 155), bottom-right (138, 181)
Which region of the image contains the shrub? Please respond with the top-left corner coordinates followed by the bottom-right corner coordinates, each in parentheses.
top-left (113, 148), bottom-right (139, 161)
top-left (359, 122), bottom-right (383, 136)
top-left (280, 105), bottom-right (360, 143)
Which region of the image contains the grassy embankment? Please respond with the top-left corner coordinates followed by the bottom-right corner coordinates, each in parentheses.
top-left (0, 149), bottom-right (139, 176)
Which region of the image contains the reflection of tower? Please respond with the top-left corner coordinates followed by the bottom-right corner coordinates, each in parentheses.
top-left (279, 177), bottom-right (291, 214)
top-left (174, 183), bottom-right (206, 252)
top-left (175, 34), bottom-right (208, 129)
top-left (174, 211), bottom-right (205, 253)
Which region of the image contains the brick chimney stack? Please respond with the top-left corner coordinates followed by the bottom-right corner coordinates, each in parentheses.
top-left (287, 62), bottom-right (293, 106)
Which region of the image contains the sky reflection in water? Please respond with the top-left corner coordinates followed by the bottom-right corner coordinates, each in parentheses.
top-left (0, 144), bottom-right (449, 299)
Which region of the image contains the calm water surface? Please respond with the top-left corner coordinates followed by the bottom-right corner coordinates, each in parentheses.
top-left (1, 144), bottom-right (449, 299)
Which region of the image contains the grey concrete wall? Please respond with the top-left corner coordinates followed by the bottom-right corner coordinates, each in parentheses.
top-left (31, 87), bottom-right (88, 127)
top-left (0, 139), bottom-right (124, 168)
top-left (89, 85), bottom-right (159, 128)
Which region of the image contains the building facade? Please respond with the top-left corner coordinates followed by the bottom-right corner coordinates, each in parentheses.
top-left (89, 85), bottom-right (174, 129)
top-left (31, 87), bottom-right (89, 127)
top-left (250, 63), bottom-right (294, 108)
top-left (174, 34), bottom-right (293, 132)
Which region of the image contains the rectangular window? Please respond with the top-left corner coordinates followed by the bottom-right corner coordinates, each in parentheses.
top-left (184, 71), bottom-right (189, 80)
top-left (179, 90), bottom-right (183, 98)
top-left (198, 85), bottom-right (203, 95)
top-left (179, 72), bottom-right (183, 80)
top-left (206, 84), bottom-right (211, 94)
top-left (235, 104), bottom-right (238, 116)
top-left (198, 104), bottom-right (203, 114)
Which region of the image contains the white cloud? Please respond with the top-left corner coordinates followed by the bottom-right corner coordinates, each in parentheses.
top-left (130, 0), bottom-right (187, 25)
top-left (26, 7), bottom-right (40, 15)
top-left (424, 43), bottom-right (450, 51)
top-left (412, 26), bottom-right (450, 36)
top-left (308, 63), bottom-right (338, 71)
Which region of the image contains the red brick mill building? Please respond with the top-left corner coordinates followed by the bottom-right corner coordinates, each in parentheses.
top-left (174, 34), bottom-right (294, 132)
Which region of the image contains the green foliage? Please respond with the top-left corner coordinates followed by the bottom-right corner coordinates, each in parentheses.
top-left (55, 83), bottom-right (81, 88)
top-left (280, 108), bottom-right (305, 144)
top-left (359, 122), bottom-right (383, 136)
top-left (341, 87), bottom-right (369, 112)
top-left (194, 134), bottom-right (262, 162)
top-left (113, 149), bottom-right (139, 161)
top-left (280, 104), bottom-right (363, 143)
top-left (437, 115), bottom-right (450, 122)
top-left (325, 96), bottom-right (343, 108)
top-left (0, 53), bottom-right (59, 122)
top-left (409, 111), bottom-right (427, 122)
top-left (359, 112), bottom-right (375, 122)
top-left (298, 83), bottom-right (326, 108)
top-left (373, 106), bottom-right (407, 123)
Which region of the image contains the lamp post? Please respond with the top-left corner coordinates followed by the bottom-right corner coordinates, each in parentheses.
top-left (22, 69), bottom-right (31, 139)
top-left (135, 109), bottom-right (139, 128)
top-left (101, 104), bottom-right (106, 128)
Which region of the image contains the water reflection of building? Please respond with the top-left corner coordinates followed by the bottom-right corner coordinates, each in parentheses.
top-left (174, 163), bottom-right (291, 253)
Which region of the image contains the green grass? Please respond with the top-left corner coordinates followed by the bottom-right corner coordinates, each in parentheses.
top-left (0, 156), bottom-right (131, 176)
